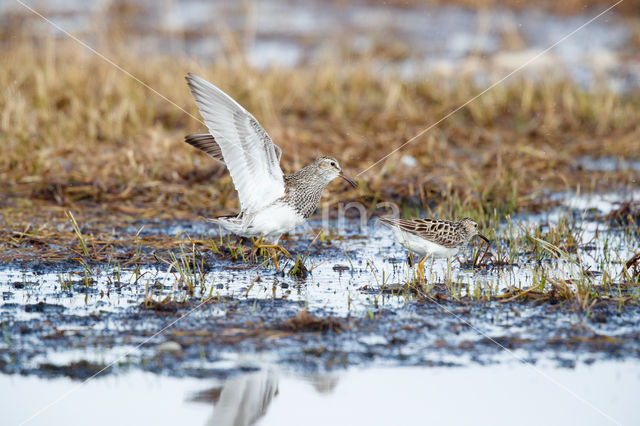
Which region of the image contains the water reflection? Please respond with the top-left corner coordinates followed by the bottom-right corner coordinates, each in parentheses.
top-left (307, 374), bottom-right (339, 394)
top-left (193, 370), bottom-right (279, 426)
top-left (191, 370), bottom-right (340, 426)
top-left (3, 362), bottom-right (639, 425)
top-left (186, 362), bottom-right (640, 426)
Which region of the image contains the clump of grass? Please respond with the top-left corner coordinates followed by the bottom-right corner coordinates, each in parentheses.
top-left (527, 217), bottom-right (586, 254)
top-left (605, 201), bottom-right (640, 229)
top-left (166, 244), bottom-right (206, 297)
top-left (279, 310), bottom-right (344, 333)
top-left (287, 230), bottom-right (325, 278)
top-left (288, 254), bottom-right (310, 278)
top-left (142, 298), bottom-right (189, 312)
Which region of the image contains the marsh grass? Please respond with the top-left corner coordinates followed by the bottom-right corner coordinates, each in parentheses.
top-left (1, 16), bottom-right (640, 308)
top-left (1, 30), bottom-right (639, 234)
top-left (365, 206), bottom-right (640, 309)
top-left (427, 0), bottom-right (640, 15)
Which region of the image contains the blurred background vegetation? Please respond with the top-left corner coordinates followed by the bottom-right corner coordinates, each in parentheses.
top-left (1, 0), bottom-right (639, 229)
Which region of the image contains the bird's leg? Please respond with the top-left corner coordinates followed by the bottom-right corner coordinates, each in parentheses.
top-left (252, 240), bottom-right (280, 269)
top-left (270, 248), bottom-right (281, 270)
top-left (251, 237), bottom-right (264, 258)
top-left (253, 238), bottom-right (292, 270)
top-left (416, 255), bottom-right (429, 283)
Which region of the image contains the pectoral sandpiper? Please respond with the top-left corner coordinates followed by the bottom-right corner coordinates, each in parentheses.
top-left (184, 73), bottom-right (357, 266)
top-left (379, 217), bottom-right (490, 280)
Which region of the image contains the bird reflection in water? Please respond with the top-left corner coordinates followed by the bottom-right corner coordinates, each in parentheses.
top-left (191, 370), bottom-right (279, 426)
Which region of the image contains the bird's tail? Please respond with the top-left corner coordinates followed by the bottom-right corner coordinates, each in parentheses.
top-left (207, 216), bottom-right (245, 235)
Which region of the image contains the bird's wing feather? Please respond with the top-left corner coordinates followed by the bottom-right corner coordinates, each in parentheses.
top-left (185, 133), bottom-right (225, 163)
top-left (379, 217), bottom-right (461, 248)
top-left (185, 133), bottom-right (282, 165)
top-left (186, 73), bottom-right (285, 214)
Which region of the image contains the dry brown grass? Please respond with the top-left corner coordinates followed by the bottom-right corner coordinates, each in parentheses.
top-left (1, 32), bottom-right (639, 230)
top-left (395, 0), bottom-right (640, 15)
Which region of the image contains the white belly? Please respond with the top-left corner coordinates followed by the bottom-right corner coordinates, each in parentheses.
top-left (392, 228), bottom-right (460, 259)
top-left (248, 203), bottom-right (305, 240)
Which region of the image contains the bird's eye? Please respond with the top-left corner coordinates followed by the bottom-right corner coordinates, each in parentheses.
top-left (330, 162), bottom-right (336, 167)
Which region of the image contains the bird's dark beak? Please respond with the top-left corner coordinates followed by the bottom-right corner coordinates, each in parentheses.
top-left (340, 172), bottom-right (358, 188)
top-left (477, 233), bottom-right (490, 243)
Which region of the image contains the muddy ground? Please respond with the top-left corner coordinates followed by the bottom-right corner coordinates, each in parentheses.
top-left (2, 292), bottom-right (639, 380)
top-left (2, 194), bottom-right (639, 381)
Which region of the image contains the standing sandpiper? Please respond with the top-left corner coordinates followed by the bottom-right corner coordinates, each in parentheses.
top-left (184, 73), bottom-right (357, 265)
top-left (378, 217), bottom-right (490, 280)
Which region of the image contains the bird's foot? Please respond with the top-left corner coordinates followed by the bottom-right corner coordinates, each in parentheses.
top-left (254, 243), bottom-right (291, 259)
top-left (269, 245), bottom-right (292, 259)
top-left (253, 240), bottom-right (292, 270)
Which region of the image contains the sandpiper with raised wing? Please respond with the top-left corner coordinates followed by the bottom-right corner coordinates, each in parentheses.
top-left (184, 73), bottom-right (357, 266)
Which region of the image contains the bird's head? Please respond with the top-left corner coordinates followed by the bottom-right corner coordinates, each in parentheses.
top-left (460, 218), bottom-right (490, 243)
top-left (314, 156), bottom-right (357, 187)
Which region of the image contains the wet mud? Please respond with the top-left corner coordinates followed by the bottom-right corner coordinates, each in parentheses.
top-left (2, 293), bottom-right (639, 380)
top-left (1, 193), bottom-right (639, 381)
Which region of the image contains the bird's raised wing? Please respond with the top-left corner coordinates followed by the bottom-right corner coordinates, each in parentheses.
top-left (186, 73), bottom-right (285, 214)
top-left (185, 133), bottom-right (282, 165)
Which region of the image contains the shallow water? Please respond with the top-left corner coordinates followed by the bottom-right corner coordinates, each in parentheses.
top-left (1, 192), bottom-right (639, 424)
top-left (4, 360), bottom-right (639, 426)
top-left (2, 191), bottom-right (637, 318)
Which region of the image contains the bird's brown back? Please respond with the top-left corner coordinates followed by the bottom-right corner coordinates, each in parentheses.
top-left (379, 217), bottom-right (467, 248)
